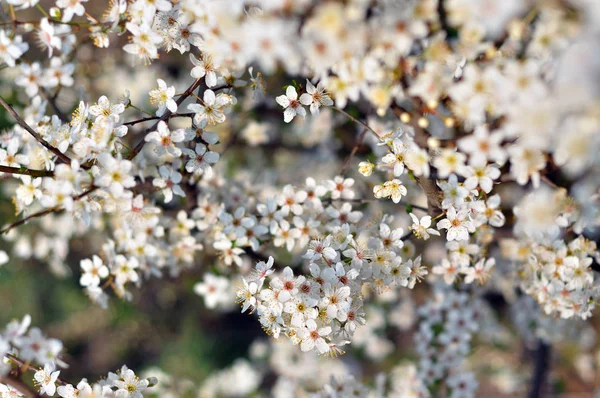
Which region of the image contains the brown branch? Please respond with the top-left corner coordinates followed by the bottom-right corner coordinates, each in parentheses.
top-left (528, 341), bottom-right (551, 398)
top-left (0, 165), bottom-right (53, 177)
top-left (122, 112), bottom-right (194, 126)
top-left (39, 88), bottom-right (67, 122)
top-left (0, 96), bottom-right (71, 164)
top-left (0, 185), bottom-right (98, 234)
top-left (341, 128), bottom-right (368, 174)
top-left (0, 374), bottom-right (39, 398)
top-left (331, 106), bottom-right (381, 139)
top-left (6, 354), bottom-right (69, 386)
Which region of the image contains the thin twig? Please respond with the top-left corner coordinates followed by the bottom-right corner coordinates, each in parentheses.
top-left (6, 354), bottom-right (69, 385)
top-left (0, 186), bottom-right (98, 234)
top-left (122, 112), bottom-right (194, 126)
top-left (331, 106), bottom-right (381, 139)
top-left (0, 165), bottom-right (53, 177)
top-left (341, 128), bottom-right (368, 175)
top-left (0, 96), bottom-right (71, 164)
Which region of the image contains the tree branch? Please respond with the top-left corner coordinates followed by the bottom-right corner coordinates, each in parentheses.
top-left (0, 165), bottom-right (53, 177)
top-left (528, 341), bottom-right (551, 398)
top-left (0, 96), bottom-right (71, 164)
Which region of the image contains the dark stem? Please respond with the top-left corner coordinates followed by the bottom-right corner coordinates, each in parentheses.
top-left (0, 96), bottom-right (71, 164)
top-left (528, 341), bottom-right (551, 398)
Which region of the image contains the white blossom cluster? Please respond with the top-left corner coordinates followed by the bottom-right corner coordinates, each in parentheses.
top-left (0, 315), bottom-right (155, 397)
top-left (1, 0), bottom-right (600, 395)
top-left (236, 220), bottom-right (426, 355)
top-left (413, 287), bottom-right (482, 397)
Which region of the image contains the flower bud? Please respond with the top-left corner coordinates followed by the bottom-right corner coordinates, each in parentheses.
top-left (358, 161), bottom-right (374, 176)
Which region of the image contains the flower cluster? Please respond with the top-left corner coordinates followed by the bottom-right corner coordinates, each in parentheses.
top-left (414, 287), bottom-right (483, 397)
top-left (0, 315), bottom-right (154, 397)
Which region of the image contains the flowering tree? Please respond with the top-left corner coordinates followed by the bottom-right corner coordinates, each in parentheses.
top-left (0, 0), bottom-right (599, 396)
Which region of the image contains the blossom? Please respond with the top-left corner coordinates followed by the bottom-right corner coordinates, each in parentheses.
top-left (37, 18), bottom-right (61, 57)
top-left (149, 79), bottom-right (177, 116)
top-left (144, 121), bottom-right (185, 157)
top-left (276, 86), bottom-right (306, 123)
top-left (436, 206), bottom-right (475, 241)
top-left (56, 0), bottom-right (88, 22)
top-left (152, 165), bottom-right (185, 203)
top-left (463, 258), bottom-right (495, 284)
top-left (0, 31), bottom-right (28, 67)
top-left (94, 153), bottom-right (136, 197)
top-left (89, 95), bottom-right (125, 123)
top-left (183, 143), bottom-right (220, 173)
top-left (409, 213), bottom-right (440, 240)
top-left (298, 319), bottom-right (331, 354)
top-left (187, 89), bottom-right (229, 125)
top-left (382, 139), bottom-right (408, 176)
top-left (123, 22), bottom-right (163, 61)
top-left (190, 53), bottom-right (219, 87)
top-left (194, 273), bottom-right (231, 309)
top-left (299, 80), bottom-right (333, 115)
top-left (80, 255), bottom-right (109, 287)
top-left (113, 368), bottom-right (149, 398)
top-left (34, 363), bottom-right (60, 396)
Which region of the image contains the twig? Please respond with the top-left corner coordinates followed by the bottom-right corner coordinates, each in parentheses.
top-left (122, 112), bottom-right (194, 126)
top-left (0, 374), bottom-right (39, 398)
top-left (331, 106), bottom-right (381, 139)
top-left (6, 353), bottom-right (69, 385)
top-left (341, 128), bottom-right (368, 175)
top-left (0, 96), bottom-right (71, 164)
top-left (39, 88), bottom-right (67, 122)
top-left (0, 185), bottom-right (98, 234)
top-left (0, 165), bottom-right (53, 177)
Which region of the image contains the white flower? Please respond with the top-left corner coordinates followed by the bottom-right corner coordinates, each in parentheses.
top-left (56, 0), bottom-right (88, 22)
top-left (113, 368), bottom-right (149, 398)
top-left (299, 80), bottom-right (333, 115)
top-left (34, 363), bottom-right (60, 396)
top-left (433, 149), bottom-right (466, 178)
top-left (123, 22), bottom-right (162, 61)
top-left (80, 255), bottom-right (109, 287)
top-left (236, 278), bottom-right (259, 313)
top-left (37, 18), bottom-right (61, 57)
top-left (187, 89), bottom-right (230, 125)
top-left (433, 258), bottom-right (463, 284)
top-left (382, 139), bottom-right (408, 176)
top-left (112, 255), bottom-right (139, 286)
top-left (144, 121), bottom-right (185, 157)
top-left (153, 165), bottom-right (185, 203)
top-left (463, 160), bottom-right (500, 194)
top-left (190, 53), bottom-right (219, 87)
top-left (463, 258), bottom-right (495, 284)
top-left (358, 161), bottom-right (374, 176)
top-left (0, 383), bottom-right (24, 397)
top-left (183, 143), bottom-right (220, 173)
top-left (94, 153), bottom-right (136, 197)
top-left (276, 86), bottom-right (306, 123)
top-left (409, 213), bottom-right (440, 240)
top-left (0, 31), bottom-right (28, 67)
top-left (194, 273), bottom-right (231, 309)
top-left (436, 206), bottom-right (475, 241)
top-left (299, 319), bottom-right (331, 354)
top-left (149, 79), bottom-right (177, 117)
top-left (89, 95), bottom-right (125, 123)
